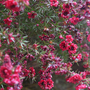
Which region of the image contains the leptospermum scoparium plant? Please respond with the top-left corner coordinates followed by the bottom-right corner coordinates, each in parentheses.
top-left (0, 0), bottom-right (90, 90)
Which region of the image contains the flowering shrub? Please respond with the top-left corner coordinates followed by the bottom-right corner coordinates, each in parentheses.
top-left (0, 0), bottom-right (90, 90)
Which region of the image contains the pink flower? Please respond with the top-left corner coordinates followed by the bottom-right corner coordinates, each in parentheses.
top-left (88, 87), bottom-right (90, 90)
top-left (23, 68), bottom-right (30, 76)
top-left (5, 0), bottom-right (19, 11)
top-left (0, 66), bottom-right (12, 78)
top-left (4, 17), bottom-right (12, 26)
top-left (65, 35), bottom-right (73, 43)
top-left (39, 34), bottom-right (49, 41)
top-left (76, 53), bottom-right (82, 60)
top-left (23, 0), bottom-right (29, 6)
top-left (83, 64), bottom-right (89, 68)
top-left (63, 3), bottom-right (71, 10)
top-left (87, 34), bottom-right (90, 42)
top-left (45, 79), bottom-right (54, 90)
top-left (61, 10), bottom-right (69, 18)
top-left (67, 43), bottom-right (78, 54)
top-left (59, 41), bottom-right (68, 51)
top-left (67, 74), bottom-right (82, 84)
top-left (3, 78), bottom-right (11, 85)
top-left (26, 54), bottom-right (34, 61)
top-left (3, 54), bottom-right (13, 69)
top-left (8, 33), bottom-right (15, 44)
top-left (14, 65), bottom-right (21, 74)
top-left (38, 79), bottom-right (54, 90)
top-left (80, 72), bottom-right (86, 79)
top-left (59, 35), bottom-right (64, 39)
top-left (75, 84), bottom-right (87, 90)
top-left (83, 51), bottom-right (89, 57)
top-left (69, 17), bottom-right (79, 25)
top-left (33, 44), bottom-right (38, 49)
top-left (50, 0), bottom-right (59, 7)
top-left (87, 20), bottom-right (90, 26)
top-left (73, 2), bottom-right (77, 5)
top-left (29, 67), bottom-right (36, 77)
top-left (27, 11), bottom-right (37, 19)
top-left (38, 79), bottom-right (47, 90)
top-left (4, 74), bottom-right (20, 86)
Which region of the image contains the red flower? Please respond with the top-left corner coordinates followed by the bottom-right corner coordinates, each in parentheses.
top-left (68, 43), bottom-right (78, 54)
top-left (39, 34), bottom-right (49, 41)
top-left (69, 17), bottom-right (79, 25)
top-left (33, 44), bottom-right (38, 49)
top-left (5, 0), bottom-right (19, 11)
top-left (84, 10), bottom-right (90, 19)
top-left (27, 11), bottom-right (37, 19)
top-left (61, 10), bottom-right (69, 18)
top-left (40, 73), bottom-right (52, 80)
top-left (76, 53), bottom-right (82, 60)
top-left (3, 54), bottom-right (13, 69)
top-left (63, 3), bottom-right (71, 10)
top-left (87, 20), bottom-right (90, 26)
top-left (59, 41), bottom-right (68, 51)
top-left (67, 74), bottom-right (82, 84)
top-left (80, 72), bottom-right (86, 79)
top-left (11, 74), bottom-right (20, 85)
top-left (67, 62), bottom-right (72, 68)
top-left (88, 87), bottom-right (90, 90)
top-left (4, 74), bottom-right (20, 86)
top-left (23, 0), bottom-right (29, 6)
top-left (23, 68), bottom-right (30, 76)
top-left (0, 66), bottom-right (12, 78)
top-left (83, 64), bottom-right (89, 68)
top-left (38, 79), bottom-right (54, 90)
top-left (14, 65), bottom-right (21, 74)
top-left (45, 79), bottom-right (54, 90)
top-left (39, 69), bottom-right (44, 76)
top-left (38, 79), bottom-right (47, 90)
top-left (4, 17), bottom-right (12, 26)
top-left (26, 54), bottom-right (34, 61)
top-left (75, 84), bottom-right (87, 90)
top-left (8, 33), bottom-right (15, 44)
top-left (59, 35), bottom-right (64, 39)
top-left (3, 78), bottom-right (11, 85)
top-left (50, 0), bottom-right (59, 7)
top-left (29, 67), bottom-right (36, 77)
top-left (87, 34), bottom-right (90, 42)
top-left (65, 35), bottom-right (73, 43)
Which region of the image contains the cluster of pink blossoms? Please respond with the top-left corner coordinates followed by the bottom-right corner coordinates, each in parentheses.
top-left (59, 35), bottom-right (78, 54)
top-left (0, 54), bottom-right (23, 90)
top-left (0, 0), bottom-right (29, 12)
top-left (50, 0), bottom-right (59, 7)
top-left (61, 3), bottom-right (71, 18)
top-left (0, 53), bottom-right (36, 90)
top-left (4, 18), bottom-right (12, 26)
